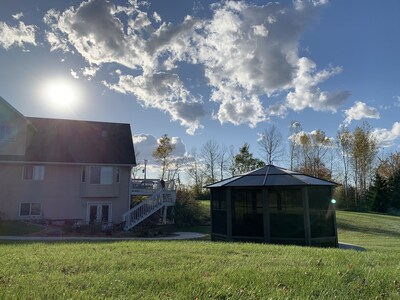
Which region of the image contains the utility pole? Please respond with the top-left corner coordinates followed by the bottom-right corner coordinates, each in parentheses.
top-left (144, 159), bottom-right (147, 180)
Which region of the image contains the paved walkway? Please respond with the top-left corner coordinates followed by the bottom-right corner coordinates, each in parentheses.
top-left (0, 232), bottom-right (207, 242)
top-left (338, 242), bottom-right (365, 251)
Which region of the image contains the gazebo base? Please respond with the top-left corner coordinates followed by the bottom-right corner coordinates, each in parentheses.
top-left (211, 233), bottom-right (338, 248)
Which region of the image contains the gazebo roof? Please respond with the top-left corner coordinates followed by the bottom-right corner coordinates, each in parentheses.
top-left (206, 165), bottom-right (337, 188)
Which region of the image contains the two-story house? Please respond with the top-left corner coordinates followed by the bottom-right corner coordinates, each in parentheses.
top-left (0, 97), bottom-right (136, 225)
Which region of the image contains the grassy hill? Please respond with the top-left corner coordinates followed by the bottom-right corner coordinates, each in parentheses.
top-left (0, 211), bottom-right (399, 299)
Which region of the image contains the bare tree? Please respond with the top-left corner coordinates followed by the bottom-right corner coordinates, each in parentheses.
top-left (218, 145), bottom-right (230, 180)
top-left (186, 148), bottom-right (206, 195)
top-left (336, 126), bottom-right (352, 199)
top-left (258, 125), bottom-right (284, 165)
top-left (200, 140), bottom-right (220, 183)
top-left (131, 148), bottom-right (142, 179)
top-left (289, 121), bottom-right (302, 170)
top-left (227, 145), bottom-right (236, 177)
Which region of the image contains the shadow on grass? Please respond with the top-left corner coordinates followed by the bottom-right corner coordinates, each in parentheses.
top-left (337, 221), bottom-right (400, 238)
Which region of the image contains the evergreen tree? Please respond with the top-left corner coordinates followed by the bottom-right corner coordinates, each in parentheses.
top-left (389, 169), bottom-right (400, 210)
top-left (232, 143), bottom-right (265, 175)
top-left (368, 172), bottom-right (390, 213)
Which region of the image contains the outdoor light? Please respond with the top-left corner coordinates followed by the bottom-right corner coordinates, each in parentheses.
top-left (331, 199), bottom-right (337, 204)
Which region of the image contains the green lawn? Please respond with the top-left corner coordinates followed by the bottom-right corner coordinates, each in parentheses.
top-left (0, 211), bottom-right (399, 299)
top-left (0, 221), bottom-right (43, 236)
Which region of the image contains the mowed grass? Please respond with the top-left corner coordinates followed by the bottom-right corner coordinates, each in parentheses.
top-left (0, 221), bottom-right (43, 236)
top-left (0, 211), bottom-right (399, 299)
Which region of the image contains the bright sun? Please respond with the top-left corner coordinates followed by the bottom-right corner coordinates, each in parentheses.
top-left (41, 79), bottom-right (80, 110)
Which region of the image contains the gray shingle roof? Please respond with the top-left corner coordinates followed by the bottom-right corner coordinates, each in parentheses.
top-left (1, 117), bottom-right (136, 165)
top-left (206, 165), bottom-right (337, 188)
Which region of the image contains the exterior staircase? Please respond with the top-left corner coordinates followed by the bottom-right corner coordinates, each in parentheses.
top-left (122, 179), bottom-right (176, 231)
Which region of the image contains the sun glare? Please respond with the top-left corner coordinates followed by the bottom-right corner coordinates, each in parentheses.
top-left (41, 79), bottom-right (81, 110)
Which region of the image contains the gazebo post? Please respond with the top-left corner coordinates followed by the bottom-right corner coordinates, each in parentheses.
top-left (226, 187), bottom-right (232, 240)
top-left (263, 188), bottom-right (270, 243)
top-left (303, 187), bottom-right (312, 246)
top-left (330, 186), bottom-right (339, 247)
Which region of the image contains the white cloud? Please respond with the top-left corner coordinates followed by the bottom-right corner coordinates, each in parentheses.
top-left (0, 20), bottom-right (36, 49)
top-left (41, 0), bottom-right (348, 134)
top-left (82, 65), bottom-right (99, 78)
top-left (286, 57), bottom-right (350, 111)
top-left (70, 69), bottom-right (79, 79)
top-left (152, 12), bottom-right (162, 23)
top-left (343, 101), bottom-right (380, 126)
top-left (394, 96), bottom-right (400, 107)
top-left (372, 122), bottom-right (400, 148)
top-left (12, 13), bottom-right (24, 21)
top-left (170, 137), bottom-right (187, 157)
top-left (104, 72), bottom-right (205, 134)
top-left (252, 24), bottom-right (268, 37)
top-left (133, 133), bottom-right (187, 165)
top-left (196, 1), bottom-right (349, 126)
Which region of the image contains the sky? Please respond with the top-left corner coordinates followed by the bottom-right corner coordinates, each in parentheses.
top-left (1, 0), bottom-right (400, 179)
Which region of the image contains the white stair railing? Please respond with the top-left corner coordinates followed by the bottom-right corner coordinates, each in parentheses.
top-left (122, 190), bottom-right (176, 231)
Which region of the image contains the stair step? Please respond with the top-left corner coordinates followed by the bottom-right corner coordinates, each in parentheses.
top-left (122, 190), bottom-right (176, 231)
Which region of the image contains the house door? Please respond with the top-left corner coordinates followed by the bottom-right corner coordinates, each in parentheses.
top-left (87, 203), bottom-right (112, 224)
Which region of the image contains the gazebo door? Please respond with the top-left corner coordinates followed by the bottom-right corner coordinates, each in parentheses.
top-left (231, 189), bottom-right (263, 237)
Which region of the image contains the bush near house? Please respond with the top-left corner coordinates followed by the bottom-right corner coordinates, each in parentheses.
top-left (174, 189), bottom-right (210, 226)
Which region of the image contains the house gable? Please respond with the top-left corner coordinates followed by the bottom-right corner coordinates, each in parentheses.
top-left (0, 96), bottom-right (35, 156)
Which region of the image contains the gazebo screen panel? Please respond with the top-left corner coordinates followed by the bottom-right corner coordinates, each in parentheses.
top-left (231, 189), bottom-right (263, 237)
top-left (268, 189), bottom-right (305, 238)
top-left (211, 188), bottom-right (227, 235)
top-left (308, 186), bottom-right (335, 238)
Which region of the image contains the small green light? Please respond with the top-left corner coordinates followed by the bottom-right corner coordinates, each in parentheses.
top-left (331, 199), bottom-right (337, 204)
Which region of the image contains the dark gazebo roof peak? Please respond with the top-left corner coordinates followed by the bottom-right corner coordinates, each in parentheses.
top-left (206, 164), bottom-right (337, 188)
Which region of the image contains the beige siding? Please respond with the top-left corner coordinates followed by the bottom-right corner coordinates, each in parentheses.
top-left (0, 163), bottom-right (131, 223)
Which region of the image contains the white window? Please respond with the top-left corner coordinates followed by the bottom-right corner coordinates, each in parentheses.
top-left (20, 203), bottom-right (41, 217)
top-left (90, 166), bottom-right (113, 185)
top-left (23, 165), bottom-right (45, 180)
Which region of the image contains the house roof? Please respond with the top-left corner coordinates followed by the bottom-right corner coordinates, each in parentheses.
top-left (0, 117), bottom-right (136, 165)
top-left (0, 96), bottom-right (36, 130)
top-left (206, 165), bottom-right (337, 188)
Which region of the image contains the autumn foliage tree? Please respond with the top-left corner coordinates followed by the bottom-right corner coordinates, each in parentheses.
top-left (152, 134), bottom-right (175, 180)
top-left (350, 123), bottom-right (378, 208)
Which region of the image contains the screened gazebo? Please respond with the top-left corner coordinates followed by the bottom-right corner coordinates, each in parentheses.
top-left (206, 165), bottom-right (338, 247)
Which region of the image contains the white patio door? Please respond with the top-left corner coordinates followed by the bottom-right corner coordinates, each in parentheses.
top-left (87, 203), bottom-right (112, 224)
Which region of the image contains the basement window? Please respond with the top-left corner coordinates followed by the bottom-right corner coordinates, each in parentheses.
top-left (20, 203), bottom-right (41, 217)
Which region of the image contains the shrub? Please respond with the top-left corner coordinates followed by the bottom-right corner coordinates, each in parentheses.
top-left (175, 189), bottom-right (210, 226)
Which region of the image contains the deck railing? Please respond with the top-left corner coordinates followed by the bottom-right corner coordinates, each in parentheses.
top-left (131, 179), bottom-right (175, 194)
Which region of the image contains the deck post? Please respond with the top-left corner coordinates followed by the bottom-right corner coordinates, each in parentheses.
top-left (163, 205), bottom-right (167, 224)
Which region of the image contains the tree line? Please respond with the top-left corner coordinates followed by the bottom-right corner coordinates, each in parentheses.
top-left (138, 122), bottom-right (400, 214)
